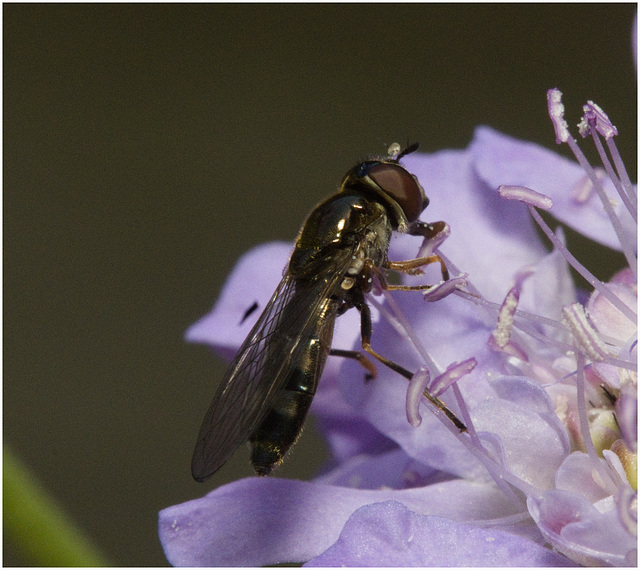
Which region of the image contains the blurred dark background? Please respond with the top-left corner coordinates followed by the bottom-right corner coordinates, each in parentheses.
top-left (4, 4), bottom-right (636, 566)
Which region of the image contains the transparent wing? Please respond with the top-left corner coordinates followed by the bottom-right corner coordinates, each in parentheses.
top-left (191, 246), bottom-right (356, 481)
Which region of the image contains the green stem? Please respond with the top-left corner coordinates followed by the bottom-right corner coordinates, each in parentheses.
top-left (3, 444), bottom-right (112, 566)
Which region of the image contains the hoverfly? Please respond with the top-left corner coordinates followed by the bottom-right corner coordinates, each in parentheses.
top-left (191, 143), bottom-right (465, 482)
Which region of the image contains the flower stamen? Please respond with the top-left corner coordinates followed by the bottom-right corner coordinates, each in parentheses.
top-left (579, 100), bottom-right (618, 140)
top-left (561, 303), bottom-right (610, 362)
top-left (406, 366), bottom-right (431, 427)
top-left (548, 88), bottom-right (637, 277)
top-left (585, 122), bottom-right (636, 222)
top-left (547, 88), bottom-right (571, 144)
top-left (417, 222), bottom-right (451, 258)
top-left (528, 205), bottom-right (636, 323)
top-left (431, 358), bottom-right (477, 397)
top-left (490, 266), bottom-right (535, 350)
top-left (422, 274), bottom-right (468, 302)
top-left (498, 185), bottom-right (553, 210)
top-left (606, 136), bottom-right (637, 213)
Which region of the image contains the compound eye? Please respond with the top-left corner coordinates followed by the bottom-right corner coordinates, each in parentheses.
top-left (368, 163), bottom-right (425, 222)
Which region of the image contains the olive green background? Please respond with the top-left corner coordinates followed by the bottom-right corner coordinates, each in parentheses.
top-left (4, 4), bottom-right (636, 566)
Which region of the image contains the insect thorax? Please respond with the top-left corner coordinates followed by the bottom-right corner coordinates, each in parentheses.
top-left (289, 193), bottom-right (392, 282)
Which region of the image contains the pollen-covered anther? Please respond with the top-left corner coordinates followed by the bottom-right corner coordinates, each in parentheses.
top-left (561, 303), bottom-right (611, 362)
top-left (581, 100), bottom-right (619, 140)
top-left (498, 185), bottom-right (553, 210)
top-left (491, 267), bottom-right (535, 349)
top-left (491, 306), bottom-right (515, 349)
top-left (547, 88), bottom-right (572, 144)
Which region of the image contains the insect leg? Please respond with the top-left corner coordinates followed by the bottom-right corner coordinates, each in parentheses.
top-left (373, 261), bottom-right (447, 293)
top-left (358, 300), bottom-right (414, 379)
top-left (387, 255), bottom-right (449, 281)
top-left (329, 348), bottom-right (377, 380)
top-left (357, 298), bottom-right (466, 432)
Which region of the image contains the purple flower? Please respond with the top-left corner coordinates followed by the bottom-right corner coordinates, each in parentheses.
top-left (159, 92), bottom-right (636, 566)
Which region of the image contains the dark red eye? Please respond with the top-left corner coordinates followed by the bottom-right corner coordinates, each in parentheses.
top-left (368, 163), bottom-right (424, 222)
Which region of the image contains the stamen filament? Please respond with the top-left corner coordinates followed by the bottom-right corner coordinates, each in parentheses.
top-left (367, 292), bottom-right (440, 373)
top-left (575, 353), bottom-right (598, 458)
top-left (606, 137), bottom-right (637, 211)
top-left (454, 286), bottom-right (574, 366)
top-left (455, 287), bottom-right (636, 372)
top-left (564, 137), bottom-right (637, 276)
top-left (436, 252), bottom-right (496, 329)
top-left (454, 288), bottom-right (563, 330)
top-left (547, 89), bottom-right (636, 276)
top-left (528, 205), bottom-right (637, 323)
top-left (590, 131), bottom-right (636, 222)
top-left (371, 287), bottom-right (534, 503)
